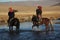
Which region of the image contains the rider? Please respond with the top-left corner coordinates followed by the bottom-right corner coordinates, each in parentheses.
top-left (36, 6), bottom-right (42, 22)
top-left (8, 7), bottom-right (15, 23)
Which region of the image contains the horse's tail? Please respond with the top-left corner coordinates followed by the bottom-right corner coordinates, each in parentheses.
top-left (49, 19), bottom-right (54, 31)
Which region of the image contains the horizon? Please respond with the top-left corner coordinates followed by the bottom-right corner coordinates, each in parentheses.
top-left (0, 0), bottom-right (60, 6)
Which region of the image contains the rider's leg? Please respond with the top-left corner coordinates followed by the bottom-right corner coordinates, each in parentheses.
top-left (7, 17), bottom-right (10, 25)
top-left (37, 14), bottom-right (42, 22)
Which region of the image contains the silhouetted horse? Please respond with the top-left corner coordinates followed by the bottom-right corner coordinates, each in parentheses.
top-left (8, 18), bottom-right (20, 33)
top-left (32, 15), bottom-right (54, 31)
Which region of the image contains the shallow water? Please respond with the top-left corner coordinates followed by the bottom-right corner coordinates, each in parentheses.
top-left (0, 22), bottom-right (60, 40)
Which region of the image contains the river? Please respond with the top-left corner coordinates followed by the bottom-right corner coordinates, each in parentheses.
top-left (0, 21), bottom-right (60, 40)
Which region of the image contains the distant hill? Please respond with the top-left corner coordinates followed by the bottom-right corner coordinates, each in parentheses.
top-left (0, 1), bottom-right (60, 6)
top-left (52, 3), bottom-right (60, 6)
top-left (0, 1), bottom-right (44, 6)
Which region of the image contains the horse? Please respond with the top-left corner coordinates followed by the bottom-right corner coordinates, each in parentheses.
top-left (32, 15), bottom-right (54, 31)
top-left (7, 18), bottom-right (20, 33)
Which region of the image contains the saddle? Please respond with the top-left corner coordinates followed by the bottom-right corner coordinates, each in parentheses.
top-left (8, 18), bottom-right (14, 23)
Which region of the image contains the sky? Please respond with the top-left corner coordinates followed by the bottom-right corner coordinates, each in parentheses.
top-left (0, 0), bottom-right (40, 2)
top-left (0, 0), bottom-right (60, 2)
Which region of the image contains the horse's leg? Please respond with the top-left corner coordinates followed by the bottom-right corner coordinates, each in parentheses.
top-left (9, 26), bottom-right (13, 32)
top-left (32, 25), bottom-right (35, 30)
top-left (45, 23), bottom-right (50, 31)
top-left (50, 20), bottom-right (54, 31)
top-left (32, 22), bottom-right (36, 30)
top-left (16, 24), bottom-right (20, 33)
top-left (36, 24), bottom-right (40, 31)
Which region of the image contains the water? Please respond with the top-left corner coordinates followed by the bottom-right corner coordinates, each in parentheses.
top-left (53, 20), bottom-right (60, 24)
top-left (0, 20), bottom-right (60, 40)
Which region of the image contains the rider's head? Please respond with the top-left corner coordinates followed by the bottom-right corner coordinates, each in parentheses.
top-left (9, 7), bottom-right (13, 12)
top-left (38, 6), bottom-right (42, 10)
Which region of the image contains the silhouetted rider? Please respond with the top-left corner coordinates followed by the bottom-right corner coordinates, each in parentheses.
top-left (8, 7), bottom-right (15, 23)
top-left (36, 6), bottom-right (42, 22)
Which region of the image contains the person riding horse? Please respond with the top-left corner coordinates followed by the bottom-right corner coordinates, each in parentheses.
top-left (8, 7), bottom-right (18, 24)
top-left (32, 6), bottom-right (42, 25)
top-left (32, 15), bottom-right (40, 26)
top-left (36, 6), bottom-right (42, 22)
top-left (8, 7), bottom-right (15, 24)
top-left (7, 7), bottom-right (20, 33)
top-left (32, 15), bottom-right (54, 31)
top-left (32, 15), bottom-right (41, 29)
top-left (32, 6), bottom-right (54, 31)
